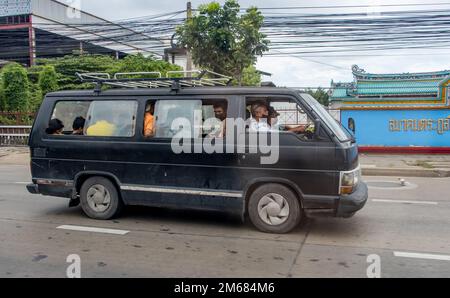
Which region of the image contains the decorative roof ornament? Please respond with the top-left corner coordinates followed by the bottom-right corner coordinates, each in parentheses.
top-left (352, 65), bottom-right (366, 74)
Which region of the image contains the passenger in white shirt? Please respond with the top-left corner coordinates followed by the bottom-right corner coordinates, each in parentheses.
top-left (248, 104), bottom-right (272, 132)
top-left (247, 103), bottom-right (309, 134)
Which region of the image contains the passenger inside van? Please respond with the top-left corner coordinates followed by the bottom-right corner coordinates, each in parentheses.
top-left (46, 119), bottom-right (64, 135)
top-left (144, 102), bottom-right (155, 137)
top-left (207, 102), bottom-right (227, 138)
top-left (72, 117), bottom-right (86, 135)
top-left (248, 103), bottom-right (271, 132)
top-left (86, 113), bottom-right (117, 137)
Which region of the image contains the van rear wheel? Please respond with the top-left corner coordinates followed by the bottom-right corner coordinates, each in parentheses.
top-left (248, 184), bottom-right (302, 234)
top-left (80, 177), bottom-right (123, 220)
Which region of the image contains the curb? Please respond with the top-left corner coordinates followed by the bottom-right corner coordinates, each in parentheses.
top-left (362, 167), bottom-right (450, 178)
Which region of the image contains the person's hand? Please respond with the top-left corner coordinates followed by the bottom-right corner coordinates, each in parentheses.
top-left (290, 125), bottom-right (307, 133)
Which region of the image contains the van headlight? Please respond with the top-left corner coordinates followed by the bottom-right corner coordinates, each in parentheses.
top-left (340, 166), bottom-right (361, 195)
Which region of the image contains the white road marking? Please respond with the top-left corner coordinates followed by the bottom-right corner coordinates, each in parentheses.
top-left (394, 251), bottom-right (450, 261)
top-left (15, 182), bottom-right (30, 185)
top-left (57, 225), bottom-right (129, 235)
top-left (372, 199), bottom-right (438, 205)
top-left (361, 164), bottom-right (377, 168)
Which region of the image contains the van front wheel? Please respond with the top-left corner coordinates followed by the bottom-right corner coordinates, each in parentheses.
top-left (80, 177), bottom-right (123, 220)
top-left (248, 184), bottom-right (302, 234)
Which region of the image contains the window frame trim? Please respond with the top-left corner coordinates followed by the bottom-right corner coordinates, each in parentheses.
top-left (43, 98), bottom-right (140, 141)
top-left (242, 94), bottom-right (333, 143)
top-left (140, 96), bottom-right (233, 143)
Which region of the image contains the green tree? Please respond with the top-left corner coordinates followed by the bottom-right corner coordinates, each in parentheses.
top-left (38, 65), bottom-right (59, 96)
top-left (115, 53), bottom-right (181, 74)
top-left (36, 53), bottom-right (181, 90)
top-left (176, 0), bottom-right (269, 85)
top-left (29, 83), bottom-right (43, 113)
top-left (305, 87), bottom-right (330, 106)
top-left (0, 72), bottom-right (6, 111)
top-left (238, 65), bottom-right (261, 86)
top-left (1, 63), bottom-right (30, 112)
top-left (37, 54), bottom-right (118, 90)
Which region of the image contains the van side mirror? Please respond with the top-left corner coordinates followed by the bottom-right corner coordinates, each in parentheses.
top-left (313, 119), bottom-right (322, 140)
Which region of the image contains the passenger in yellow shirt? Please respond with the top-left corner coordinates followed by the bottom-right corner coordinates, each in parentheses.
top-left (86, 120), bottom-right (117, 136)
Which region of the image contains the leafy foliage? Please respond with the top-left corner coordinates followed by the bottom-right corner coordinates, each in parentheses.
top-left (0, 63), bottom-right (30, 112)
top-left (176, 0), bottom-right (269, 85)
top-left (38, 66), bottom-right (59, 96)
top-left (36, 53), bottom-right (181, 89)
top-left (236, 65), bottom-right (261, 86)
top-left (37, 54), bottom-right (119, 90)
top-left (305, 87), bottom-right (330, 106)
top-left (116, 54), bottom-right (181, 74)
top-left (0, 54), bottom-right (181, 115)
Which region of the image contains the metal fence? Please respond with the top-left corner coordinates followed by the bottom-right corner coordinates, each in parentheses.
top-left (0, 126), bottom-right (32, 146)
top-left (276, 108), bottom-right (341, 125)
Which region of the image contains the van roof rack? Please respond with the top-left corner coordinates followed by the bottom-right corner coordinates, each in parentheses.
top-left (76, 70), bottom-right (233, 92)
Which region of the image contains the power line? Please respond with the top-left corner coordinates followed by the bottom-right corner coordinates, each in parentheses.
top-left (5, 7), bottom-right (450, 61)
top-left (242, 2), bottom-right (450, 10)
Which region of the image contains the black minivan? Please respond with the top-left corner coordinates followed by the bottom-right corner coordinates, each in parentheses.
top-left (27, 72), bottom-right (368, 234)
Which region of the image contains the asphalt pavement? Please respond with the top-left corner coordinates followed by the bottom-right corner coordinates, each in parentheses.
top-left (0, 164), bottom-right (449, 278)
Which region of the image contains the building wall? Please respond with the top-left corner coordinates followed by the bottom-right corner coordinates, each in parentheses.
top-left (0, 0), bottom-right (31, 17)
top-left (341, 109), bottom-right (450, 147)
top-left (31, 0), bottom-right (104, 25)
top-left (34, 28), bottom-right (121, 59)
top-left (0, 28), bottom-right (29, 63)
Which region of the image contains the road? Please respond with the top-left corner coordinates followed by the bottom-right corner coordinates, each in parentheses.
top-left (0, 164), bottom-right (449, 278)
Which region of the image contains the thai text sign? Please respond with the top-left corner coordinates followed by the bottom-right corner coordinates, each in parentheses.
top-left (389, 117), bottom-right (450, 134)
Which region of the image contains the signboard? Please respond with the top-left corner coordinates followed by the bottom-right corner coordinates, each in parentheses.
top-left (341, 109), bottom-right (450, 147)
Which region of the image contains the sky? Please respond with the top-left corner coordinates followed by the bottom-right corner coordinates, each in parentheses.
top-left (68, 0), bottom-right (450, 88)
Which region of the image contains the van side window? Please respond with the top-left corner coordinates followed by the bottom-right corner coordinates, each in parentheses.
top-left (47, 101), bottom-right (91, 135)
top-left (153, 100), bottom-right (203, 139)
top-left (245, 97), bottom-right (321, 141)
top-left (144, 99), bottom-right (228, 139)
top-left (143, 100), bottom-right (156, 138)
top-left (201, 100), bottom-right (228, 139)
top-left (84, 101), bottom-right (137, 137)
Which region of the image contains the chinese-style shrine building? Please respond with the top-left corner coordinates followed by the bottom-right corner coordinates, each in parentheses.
top-left (330, 65), bottom-right (450, 153)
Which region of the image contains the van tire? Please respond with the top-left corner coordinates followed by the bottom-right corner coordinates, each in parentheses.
top-left (80, 177), bottom-right (123, 220)
top-left (248, 184), bottom-right (302, 234)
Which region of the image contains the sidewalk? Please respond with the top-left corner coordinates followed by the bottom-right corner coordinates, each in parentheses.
top-left (1, 147), bottom-right (450, 177)
top-left (360, 153), bottom-right (450, 177)
top-left (0, 147), bottom-right (29, 165)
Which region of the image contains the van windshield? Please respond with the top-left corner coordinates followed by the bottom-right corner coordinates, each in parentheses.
top-left (299, 93), bottom-right (352, 142)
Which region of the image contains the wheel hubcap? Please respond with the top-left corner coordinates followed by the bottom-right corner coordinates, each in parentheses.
top-left (87, 184), bottom-right (111, 213)
top-left (257, 193), bottom-right (290, 226)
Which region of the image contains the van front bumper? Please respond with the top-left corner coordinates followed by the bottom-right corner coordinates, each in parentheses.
top-left (336, 182), bottom-right (368, 218)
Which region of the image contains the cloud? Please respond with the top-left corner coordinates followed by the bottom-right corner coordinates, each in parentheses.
top-left (257, 51), bottom-right (448, 88)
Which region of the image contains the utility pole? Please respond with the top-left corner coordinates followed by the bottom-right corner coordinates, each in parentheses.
top-left (28, 25), bottom-right (36, 66)
top-left (186, 1), bottom-right (193, 76)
